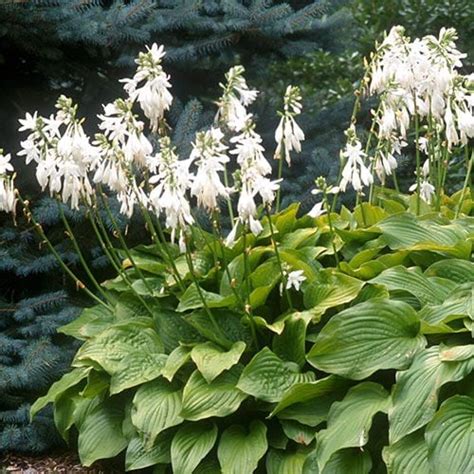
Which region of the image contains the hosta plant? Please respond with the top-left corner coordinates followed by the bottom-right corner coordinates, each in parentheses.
top-left (0, 25), bottom-right (472, 473)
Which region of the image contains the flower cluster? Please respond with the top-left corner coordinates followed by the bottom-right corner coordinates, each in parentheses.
top-left (0, 150), bottom-right (16, 214)
top-left (368, 26), bottom-right (474, 202)
top-left (274, 85), bottom-right (305, 166)
top-left (18, 96), bottom-right (99, 209)
top-left (121, 43), bottom-right (173, 133)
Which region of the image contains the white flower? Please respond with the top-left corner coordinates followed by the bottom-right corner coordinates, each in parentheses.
top-left (121, 43), bottom-right (173, 133)
top-left (0, 176), bottom-right (17, 214)
top-left (280, 269), bottom-right (306, 294)
top-left (274, 85), bottom-right (305, 165)
top-left (444, 103), bottom-right (459, 149)
top-left (339, 132), bottom-right (373, 192)
top-left (308, 201), bottom-right (326, 218)
top-left (148, 137), bottom-right (194, 240)
top-left (216, 66), bottom-right (258, 132)
top-left (18, 112), bottom-right (38, 132)
top-left (0, 152), bottom-right (13, 175)
top-left (374, 150), bottom-right (397, 184)
top-left (190, 128), bottom-right (230, 211)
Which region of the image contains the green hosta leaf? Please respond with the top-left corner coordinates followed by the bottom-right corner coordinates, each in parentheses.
top-left (59, 305), bottom-right (114, 340)
top-left (272, 312), bottom-right (307, 366)
top-left (153, 308), bottom-right (204, 353)
top-left (186, 310), bottom-right (252, 348)
top-left (218, 420), bottom-right (268, 474)
top-left (54, 387), bottom-right (82, 442)
top-left (280, 419), bottom-right (314, 445)
top-left (274, 204), bottom-right (298, 235)
top-left (389, 345), bottom-right (474, 443)
top-left (110, 352), bottom-right (168, 394)
top-left (77, 400), bottom-right (127, 467)
top-left (270, 376), bottom-right (349, 419)
top-left (31, 367), bottom-right (91, 419)
top-left (250, 259), bottom-right (281, 288)
top-left (279, 248), bottom-right (318, 279)
top-left (191, 341), bottom-right (246, 383)
top-left (382, 430), bottom-right (429, 474)
top-left (303, 270), bottom-right (365, 320)
top-left (307, 299), bottom-right (425, 379)
top-left (376, 213), bottom-right (468, 252)
top-left (126, 251), bottom-right (167, 274)
top-left (304, 448), bottom-right (372, 474)
top-left (177, 285), bottom-right (236, 312)
top-left (125, 431), bottom-right (172, 471)
top-left (181, 366), bottom-right (247, 421)
top-left (371, 266), bottom-right (450, 305)
top-left (237, 348), bottom-right (315, 403)
top-left (115, 292), bottom-right (151, 319)
top-left (171, 423), bottom-right (218, 474)
top-left (281, 227), bottom-right (319, 249)
top-left (162, 345), bottom-right (192, 382)
top-left (74, 320), bottom-right (163, 374)
top-left (419, 284), bottom-right (473, 332)
top-left (80, 370), bottom-right (109, 399)
top-left (266, 448), bottom-right (307, 474)
top-left (131, 379), bottom-right (183, 447)
top-left (313, 382), bottom-right (390, 472)
top-left (439, 344), bottom-right (474, 361)
top-left (425, 259), bottom-right (474, 283)
top-left (426, 396), bottom-right (474, 474)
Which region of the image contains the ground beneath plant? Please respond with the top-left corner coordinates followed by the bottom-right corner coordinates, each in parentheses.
top-left (0, 452), bottom-right (124, 474)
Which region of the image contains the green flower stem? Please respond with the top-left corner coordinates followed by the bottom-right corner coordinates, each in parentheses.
top-left (211, 212), bottom-right (245, 308)
top-left (87, 206), bottom-right (155, 317)
top-left (275, 154), bottom-right (284, 213)
top-left (223, 164), bottom-right (234, 222)
top-left (18, 194), bottom-right (110, 310)
top-left (413, 98), bottom-right (422, 215)
top-left (57, 202), bottom-right (114, 305)
top-left (358, 193), bottom-right (368, 227)
top-left (242, 224), bottom-right (259, 350)
top-left (324, 193), bottom-right (340, 268)
top-left (265, 207), bottom-right (292, 310)
top-left (98, 192), bottom-right (155, 295)
top-left (183, 238), bottom-right (231, 350)
top-left (455, 149), bottom-right (473, 218)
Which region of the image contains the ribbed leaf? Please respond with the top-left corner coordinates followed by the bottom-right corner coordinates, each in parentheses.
top-left (171, 423), bottom-right (218, 474)
top-left (181, 366), bottom-right (247, 421)
top-left (389, 345), bottom-right (474, 443)
top-left (125, 431), bottom-right (172, 471)
top-left (191, 341), bottom-right (246, 383)
top-left (162, 345), bottom-right (191, 382)
top-left (313, 382), bottom-right (390, 471)
top-left (303, 271), bottom-right (364, 320)
top-left (425, 259), bottom-right (474, 283)
top-left (31, 367), bottom-right (90, 418)
top-left (78, 400), bottom-right (127, 467)
top-left (266, 448), bottom-right (306, 474)
top-left (382, 431), bottom-right (429, 474)
top-left (377, 214), bottom-right (468, 252)
top-left (177, 285), bottom-right (236, 312)
top-left (218, 420), bottom-right (268, 474)
top-left (74, 320), bottom-right (163, 374)
top-left (425, 396), bottom-right (474, 474)
top-left (237, 348), bottom-right (315, 402)
top-left (272, 313), bottom-right (307, 366)
top-left (270, 375), bottom-right (348, 418)
top-left (307, 300), bottom-right (425, 379)
top-left (110, 352), bottom-right (167, 394)
top-left (303, 448), bottom-right (372, 473)
top-left (131, 379), bottom-right (183, 447)
top-left (59, 305), bottom-right (114, 340)
top-left (371, 266), bottom-right (450, 305)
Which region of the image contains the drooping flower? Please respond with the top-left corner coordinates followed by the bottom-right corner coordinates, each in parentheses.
top-left (339, 127), bottom-right (373, 193)
top-left (148, 137), bottom-right (194, 243)
top-left (190, 128), bottom-right (231, 212)
top-left (18, 96), bottom-right (99, 209)
top-left (0, 150), bottom-right (17, 215)
top-left (274, 85), bottom-right (305, 166)
top-left (215, 66), bottom-right (258, 132)
top-left (409, 159), bottom-right (435, 204)
top-left (279, 269), bottom-right (306, 295)
top-left (121, 43), bottom-right (173, 133)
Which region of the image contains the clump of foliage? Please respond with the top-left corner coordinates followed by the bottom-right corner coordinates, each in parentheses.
top-left (0, 25), bottom-right (472, 472)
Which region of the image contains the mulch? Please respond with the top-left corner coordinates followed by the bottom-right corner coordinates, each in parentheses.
top-left (0, 452), bottom-right (124, 474)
